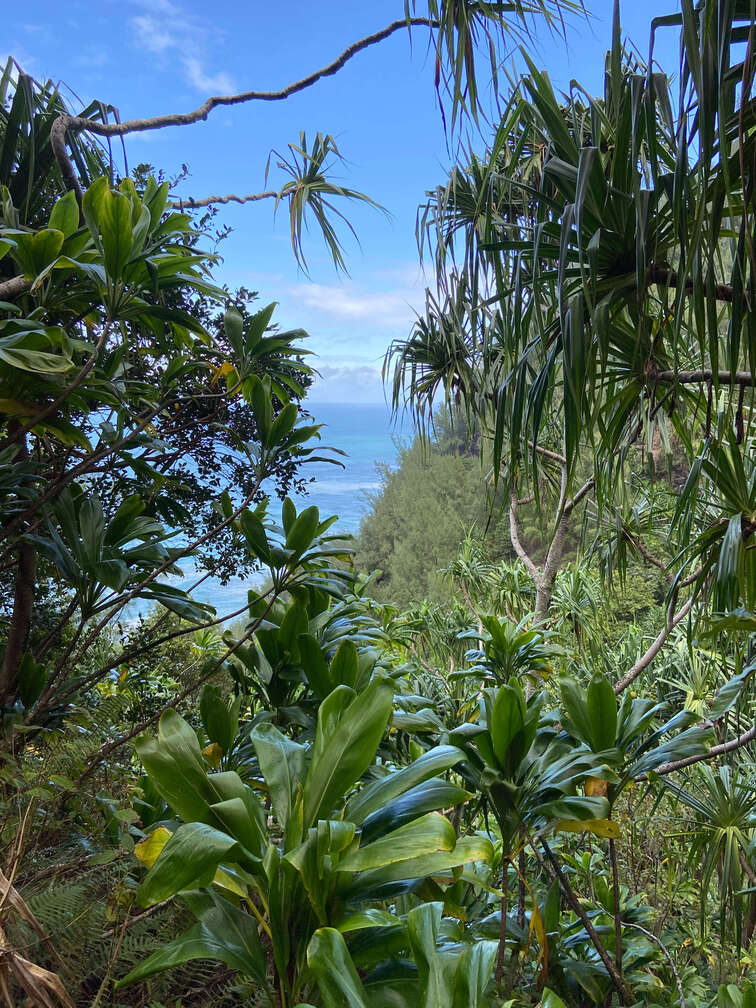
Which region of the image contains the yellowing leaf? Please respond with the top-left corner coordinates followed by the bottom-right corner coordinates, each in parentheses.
top-left (210, 361), bottom-right (236, 387)
top-left (134, 826), bottom-right (171, 868)
top-left (584, 776), bottom-right (608, 798)
top-left (202, 742), bottom-right (223, 769)
top-left (555, 818), bottom-right (619, 839)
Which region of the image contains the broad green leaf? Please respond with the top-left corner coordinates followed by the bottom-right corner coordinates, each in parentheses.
top-left (346, 745), bottom-right (464, 824)
top-left (329, 639), bottom-right (359, 690)
top-left (48, 190), bottom-right (79, 238)
top-left (200, 685), bottom-right (233, 752)
top-left (489, 683), bottom-right (524, 772)
top-left (12, 228), bottom-right (64, 280)
top-left (101, 189), bottom-right (133, 279)
top-left (136, 822), bottom-right (237, 906)
top-left (117, 890), bottom-right (268, 990)
top-left (339, 812), bottom-right (455, 873)
top-left (250, 722), bottom-right (305, 835)
top-left (360, 778), bottom-right (471, 843)
top-left (286, 504), bottom-right (320, 556)
top-left (586, 675), bottom-right (617, 752)
top-left (303, 676), bottom-right (393, 828)
top-left (298, 632), bottom-right (331, 699)
top-left (134, 710), bottom-right (212, 823)
top-left (307, 928), bottom-right (370, 1008)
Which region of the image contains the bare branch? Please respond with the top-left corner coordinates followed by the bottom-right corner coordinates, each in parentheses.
top-left (527, 440), bottom-right (567, 465)
top-left (653, 721), bottom-right (756, 776)
top-left (169, 190), bottom-right (277, 210)
top-left (0, 276), bottom-right (30, 300)
top-left (614, 597), bottom-right (694, 695)
top-left (509, 489), bottom-right (540, 584)
top-left (50, 17), bottom-right (437, 199)
top-left (652, 368), bottom-right (755, 387)
top-left (563, 476), bottom-right (595, 518)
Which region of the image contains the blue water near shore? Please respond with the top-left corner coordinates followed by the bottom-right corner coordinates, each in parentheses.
top-left (301, 402), bottom-right (410, 534)
top-left (169, 402), bottom-right (411, 614)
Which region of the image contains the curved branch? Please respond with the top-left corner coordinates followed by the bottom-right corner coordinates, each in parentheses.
top-left (49, 17), bottom-right (437, 198)
top-left (613, 596), bottom-right (694, 695)
top-left (509, 489), bottom-right (540, 584)
top-left (653, 368), bottom-right (755, 387)
top-left (0, 276), bottom-right (30, 300)
top-left (563, 476), bottom-right (595, 518)
top-left (654, 721), bottom-right (756, 776)
top-left (170, 190), bottom-right (277, 210)
top-left (648, 265), bottom-right (734, 303)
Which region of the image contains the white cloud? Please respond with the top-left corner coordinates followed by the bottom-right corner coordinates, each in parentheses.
top-left (182, 55), bottom-right (234, 95)
top-left (308, 362), bottom-right (385, 404)
top-left (128, 1), bottom-right (235, 95)
top-left (289, 274), bottom-right (432, 330)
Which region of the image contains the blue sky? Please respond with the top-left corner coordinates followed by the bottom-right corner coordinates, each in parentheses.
top-left (7, 1), bottom-right (678, 402)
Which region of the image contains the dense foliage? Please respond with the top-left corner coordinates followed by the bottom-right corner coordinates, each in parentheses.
top-left (2, 3), bottom-right (756, 1008)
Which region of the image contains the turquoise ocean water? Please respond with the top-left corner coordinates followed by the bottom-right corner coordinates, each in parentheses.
top-left (169, 402), bottom-right (410, 614)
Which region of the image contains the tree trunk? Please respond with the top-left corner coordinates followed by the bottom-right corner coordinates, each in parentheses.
top-left (533, 512), bottom-right (568, 622)
top-left (1, 424), bottom-right (36, 706)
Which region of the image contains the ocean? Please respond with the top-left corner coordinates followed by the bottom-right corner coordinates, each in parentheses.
top-left (169, 402), bottom-right (411, 614)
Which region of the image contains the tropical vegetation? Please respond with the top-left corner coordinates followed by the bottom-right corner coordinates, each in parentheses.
top-left (2, 2), bottom-right (756, 1007)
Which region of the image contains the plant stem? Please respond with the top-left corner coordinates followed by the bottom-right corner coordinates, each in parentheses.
top-left (609, 835), bottom-right (623, 977)
top-left (496, 856), bottom-right (509, 987)
top-left (541, 840), bottom-right (633, 1006)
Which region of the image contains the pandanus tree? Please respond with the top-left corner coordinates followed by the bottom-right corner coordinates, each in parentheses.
top-left (387, 1), bottom-right (756, 666)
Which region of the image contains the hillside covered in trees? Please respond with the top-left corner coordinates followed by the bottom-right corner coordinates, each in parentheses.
top-left (2, 3), bottom-right (756, 1007)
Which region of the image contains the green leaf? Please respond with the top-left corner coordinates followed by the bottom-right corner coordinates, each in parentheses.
top-left (135, 710), bottom-right (212, 823)
top-left (81, 176), bottom-right (109, 244)
top-left (338, 812), bottom-right (455, 873)
top-left (101, 189), bottom-right (134, 280)
top-left (12, 229), bottom-right (64, 280)
top-left (585, 675), bottom-right (617, 752)
top-left (560, 677), bottom-right (594, 749)
top-left (17, 651), bottom-right (47, 707)
top-left (200, 685), bottom-right (233, 753)
top-left (285, 504), bottom-right (320, 556)
top-left (136, 822), bottom-right (238, 906)
top-left (298, 632), bottom-right (332, 699)
top-left (360, 778), bottom-right (471, 843)
top-left (541, 990), bottom-right (568, 1008)
top-left (489, 683), bottom-right (524, 772)
top-left (303, 676), bottom-right (393, 828)
top-left (346, 745), bottom-right (464, 824)
top-left (117, 890), bottom-right (268, 990)
top-left (48, 190), bottom-right (79, 238)
top-left (307, 928), bottom-right (370, 1008)
top-left (329, 639), bottom-right (359, 690)
top-left (250, 722), bottom-right (305, 836)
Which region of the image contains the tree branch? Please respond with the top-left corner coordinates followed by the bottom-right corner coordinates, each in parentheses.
top-left (652, 368), bottom-right (755, 387)
top-left (509, 490), bottom-right (540, 584)
top-left (647, 265), bottom-right (734, 304)
top-left (653, 721), bottom-right (756, 775)
top-left (49, 17), bottom-right (437, 199)
top-left (169, 190), bottom-right (277, 210)
top-left (0, 276), bottom-right (30, 301)
top-left (563, 476), bottom-right (595, 518)
top-left (613, 597), bottom-right (694, 695)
